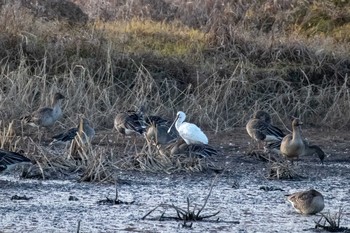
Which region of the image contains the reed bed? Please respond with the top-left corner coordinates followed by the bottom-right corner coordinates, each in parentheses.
top-left (0, 0), bottom-right (349, 181)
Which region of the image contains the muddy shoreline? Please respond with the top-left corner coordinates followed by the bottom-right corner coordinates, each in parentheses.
top-left (1, 128), bottom-right (350, 232)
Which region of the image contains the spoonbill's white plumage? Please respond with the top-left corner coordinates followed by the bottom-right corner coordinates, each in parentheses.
top-left (168, 111), bottom-right (208, 145)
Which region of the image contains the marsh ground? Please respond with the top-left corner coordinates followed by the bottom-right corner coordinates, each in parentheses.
top-left (1, 127), bottom-right (350, 233)
top-left (1, 1), bottom-right (350, 232)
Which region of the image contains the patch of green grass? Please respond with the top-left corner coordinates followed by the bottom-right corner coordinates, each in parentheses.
top-left (297, 2), bottom-right (350, 41)
top-left (94, 19), bottom-right (208, 60)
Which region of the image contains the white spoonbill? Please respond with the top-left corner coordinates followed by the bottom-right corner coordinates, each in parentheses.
top-left (168, 111), bottom-right (208, 145)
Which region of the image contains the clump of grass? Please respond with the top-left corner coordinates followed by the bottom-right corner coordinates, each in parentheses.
top-left (141, 177), bottom-right (220, 222)
top-left (116, 141), bottom-right (219, 173)
top-left (97, 185), bottom-right (134, 205)
top-left (267, 161), bottom-right (303, 180)
top-left (315, 208), bottom-right (349, 232)
top-left (78, 147), bottom-right (113, 183)
top-left (141, 197), bottom-right (220, 224)
top-left (246, 150), bottom-right (278, 162)
top-left (20, 138), bottom-right (79, 180)
top-left (141, 177), bottom-right (238, 226)
top-left (120, 151), bottom-right (204, 173)
top-left (17, 134), bottom-right (114, 183)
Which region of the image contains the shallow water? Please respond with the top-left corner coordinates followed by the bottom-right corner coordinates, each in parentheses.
top-left (1, 161), bottom-right (349, 233)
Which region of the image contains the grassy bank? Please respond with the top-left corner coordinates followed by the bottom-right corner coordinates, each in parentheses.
top-left (0, 0), bottom-right (349, 131)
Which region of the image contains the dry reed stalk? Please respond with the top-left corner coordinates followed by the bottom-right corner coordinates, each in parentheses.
top-left (0, 121), bottom-right (17, 150)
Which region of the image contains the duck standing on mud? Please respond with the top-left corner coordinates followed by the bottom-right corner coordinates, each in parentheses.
top-left (280, 119), bottom-right (325, 163)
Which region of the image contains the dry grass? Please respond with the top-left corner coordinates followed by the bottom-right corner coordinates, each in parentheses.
top-left (0, 0), bottom-right (350, 181)
top-left (267, 161), bottom-right (304, 180)
top-left (5, 126), bottom-right (116, 182)
top-left (315, 208), bottom-right (350, 232)
top-left (141, 176), bottom-right (239, 227)
top-left (141, 194), bottom-right (221, 224)
top-left (0, 121), bottom-right (18, 151)
top-left (1, 1), bottom-right (349, 130)
top-left (114, 142), bottom-right (219, 173)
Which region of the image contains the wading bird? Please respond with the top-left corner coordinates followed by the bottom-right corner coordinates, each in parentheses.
top-left (168, 111), bottom-right (208, 145)
top-left (285, 189), bottom-right (324, 215)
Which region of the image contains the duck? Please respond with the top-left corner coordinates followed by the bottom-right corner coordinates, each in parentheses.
top-left (51, 117), bottom-right (95, 145)
top-left (168, 111), bottom-right (208, 145)
top-left (22, 92), bottom-right (65, 128)
top-left (246, 110), bottom-right (285, 149)
top-left (145, 123), bottom-right (179, 146)
top-left (158, 139), bottom-right (217, 158)
top-left (303, 143), bottom-right (325, 163)
top-left (171, 141), bottom-right (218, 157)
top-left (114, 110), bottom-right (146, 136)
top-left (0, 149), bottom-right (32, 172)
top-left (144, 115), bottom-right (169, 127)
top-left (280, 119), bottom-right (325, 163)
top-left (280, 118), bottom-right (305, 161)
top-left (285, 189), bottom-right (325, 215)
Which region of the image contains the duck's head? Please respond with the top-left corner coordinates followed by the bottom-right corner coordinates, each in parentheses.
top-left (54, 92), bottom-right (65, 101)
top-left (292, 118), bottom-right (303, 127)
top-left (253, 110), bottom-right (271, 124)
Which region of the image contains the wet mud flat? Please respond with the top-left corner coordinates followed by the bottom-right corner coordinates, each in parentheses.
top-left (1, 128), bottom-right (350, 232)
top-left (1, 164), bottom-right (350, 232)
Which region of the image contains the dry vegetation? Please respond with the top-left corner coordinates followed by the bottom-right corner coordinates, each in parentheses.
top-left (0, 0), bottom-right (350, 178)
top-left (315, 208), bottom-right (350, 232)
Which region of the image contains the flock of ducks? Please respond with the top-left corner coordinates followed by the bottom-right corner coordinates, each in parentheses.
top-left (114, 109), bottom-right (216, 157)
top-left (246, 110), bottom-right (325, 163)
top-left (246, 110), bottom-right (325, 214)
top-left (0, 93), bottom-right (326, 215)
